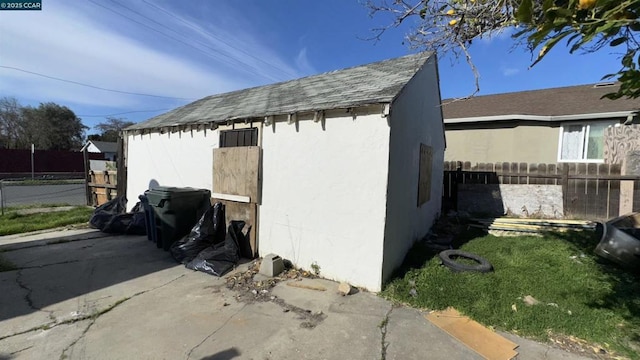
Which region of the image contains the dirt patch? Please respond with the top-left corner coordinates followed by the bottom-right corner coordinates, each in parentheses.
top-left (224, 260), bottom-right (326, 328)
top-left (547, 333), bottom-right (622, 360)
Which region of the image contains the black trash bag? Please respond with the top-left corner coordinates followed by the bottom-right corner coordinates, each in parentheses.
top-left (103, 202), bottom-right (147, 235)
top-left (90, 197), bottom-right (147, 235)
top-left (232, 221), bottom-right (253, 259)
top-left (186, 220), bottom-right (245, 277)
top-left (89, 196), bottom-right (127, 231)
top-left (170, 202), bottom-right (226, 264)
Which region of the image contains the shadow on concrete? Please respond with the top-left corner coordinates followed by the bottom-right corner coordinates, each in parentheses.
top-left (0, 232), bottom-right (179, 322)
top-left (199, 347), bottom-right (241, 360)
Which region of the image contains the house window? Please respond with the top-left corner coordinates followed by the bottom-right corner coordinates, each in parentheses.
top-left (558, 122), bottom-right (617, 162)
top-left (220, 128), bottom-right (258, 147)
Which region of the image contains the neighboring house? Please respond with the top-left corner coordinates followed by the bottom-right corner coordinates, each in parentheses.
top-left (81, 140), bottom-right (118, 161)
top-left (123, 53), bottom-right (445, 291)
top-left (442, 83), bottom-right (640, 165)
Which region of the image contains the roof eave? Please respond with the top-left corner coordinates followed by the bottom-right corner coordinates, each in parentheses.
top-left (123, 101), bottom-right (394, 134)
top-left (444, 111), bottom-right (638, 124)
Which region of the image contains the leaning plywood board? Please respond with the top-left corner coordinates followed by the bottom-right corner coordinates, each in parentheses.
top-left (211, 198), bottom-right (257, 258)
top-left (425, 307), bottom-right (518, 360)
top-left (212, 147), bottom-right (261, 202)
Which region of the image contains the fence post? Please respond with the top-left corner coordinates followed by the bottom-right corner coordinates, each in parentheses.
top-left (561, 164), bottom-right (569, 216)
top-left (452, 162), bottom-right (462, 211)
top-left (619, 151), bottom-right (640, 215)
top-left (116, 135), bottom-right (126, 202)
top-left (0, 180), bottom-right (4, 216)
top-left (83, 148), bottom-right (92, 206)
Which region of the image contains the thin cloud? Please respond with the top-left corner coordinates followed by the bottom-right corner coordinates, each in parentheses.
top-left (0, 0), bottom-right (313, 110)
top-left (502, 67), bottom-right (520, 76)
top-left (295, 47), bottom-right (317, 76)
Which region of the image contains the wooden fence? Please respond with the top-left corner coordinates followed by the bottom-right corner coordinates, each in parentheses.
top-left (87, 170), bottom-right (117, 206)
top-left (443, 161), bottom-right (640, 220)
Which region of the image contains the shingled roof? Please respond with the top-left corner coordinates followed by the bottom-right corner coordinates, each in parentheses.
top-left (442, 82), bottom-right (639, 123)
top-left (127, 52), bottom-right (433, 131)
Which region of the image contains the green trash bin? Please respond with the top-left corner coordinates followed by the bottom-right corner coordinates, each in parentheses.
top-left (146, 187), bottom-right (211, 251)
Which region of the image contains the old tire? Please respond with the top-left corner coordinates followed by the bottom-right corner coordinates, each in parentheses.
top-left (439, 250), bottom-right (493, 273)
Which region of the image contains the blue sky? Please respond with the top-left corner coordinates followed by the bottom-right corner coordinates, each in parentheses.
top-left (0, 0), bottom-right (623, 135)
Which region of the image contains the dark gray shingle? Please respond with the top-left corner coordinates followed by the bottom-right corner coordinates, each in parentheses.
top-left (127, 53), bottom-right (432, 130)
top-left (442, 83), bottom-right (639, 120)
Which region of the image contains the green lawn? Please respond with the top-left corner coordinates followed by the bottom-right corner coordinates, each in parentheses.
top-left (0, 206), bottom-right (93, 236)
top-left (382, 228), bottom-right (640, 359)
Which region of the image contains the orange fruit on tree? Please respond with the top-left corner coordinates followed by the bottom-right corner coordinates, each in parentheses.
top-left (578, 0), bottom-right (596, 10)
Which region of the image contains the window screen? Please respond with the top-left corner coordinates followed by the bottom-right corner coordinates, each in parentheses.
top-left (220, 128), bottom-right (258, 147)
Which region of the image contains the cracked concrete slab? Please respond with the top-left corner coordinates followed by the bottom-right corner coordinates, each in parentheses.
top-left (0, 271), bottom-right (54, 339)
top-left (385, 306), bottom-right (481, 360)
top-left (0, 320), bottom-right (90, 359)
top-left (0, 232), bottom-right (598, 360)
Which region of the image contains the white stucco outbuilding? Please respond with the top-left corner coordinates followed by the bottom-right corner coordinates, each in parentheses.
top-left (123, 53), bottom-right (445, 291)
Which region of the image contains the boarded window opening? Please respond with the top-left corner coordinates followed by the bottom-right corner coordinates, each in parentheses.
top-left (220, 128), bottom-right (258, 147)
top-left (418, 144), bottom-right (433, 206)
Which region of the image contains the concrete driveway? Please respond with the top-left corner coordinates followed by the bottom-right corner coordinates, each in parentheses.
top-left (0, 230), bottom-right (593, 360)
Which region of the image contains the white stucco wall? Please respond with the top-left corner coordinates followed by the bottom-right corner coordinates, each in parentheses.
top-left (125, 130), bottom-right (219, 209)
top-left (382, 56), bottom-right (445, 282)
top-left (258, 110), bottom-right (391, 291)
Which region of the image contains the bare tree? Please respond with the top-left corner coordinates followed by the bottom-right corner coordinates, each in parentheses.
top-left (0, 97), bottom-right (24, 149)
top-left (366, 0), bottom-right (640, 99)
top-left (88, 117), bottom-right (135, 142)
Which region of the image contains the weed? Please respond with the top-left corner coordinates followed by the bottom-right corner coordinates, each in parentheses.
top-left (310, 262), bottom-right (321, 276)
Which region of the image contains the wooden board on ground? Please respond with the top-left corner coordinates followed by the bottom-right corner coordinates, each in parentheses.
top-left (212, 147), bottom-right (260, 202)
top-left (425, 307), bottom-right (518, 360)
top-left (211, 198), bottom-right (257, 258)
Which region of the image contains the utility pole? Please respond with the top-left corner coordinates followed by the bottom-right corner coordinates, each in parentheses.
top-left (31, 143), bottom-right (34, 180)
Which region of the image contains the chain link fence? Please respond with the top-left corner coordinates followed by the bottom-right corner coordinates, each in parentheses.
top-left (0, 176), bottom-right (88, 214)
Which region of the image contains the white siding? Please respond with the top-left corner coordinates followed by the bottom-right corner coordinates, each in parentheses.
top-left (259, 112), bottom-right (391, 291)
top-left (382, 56), bottom-right (445, 282)
top-left (125, 130), bottom-right (218, 209)
top-left (86, 143), bottom-right (101, 153)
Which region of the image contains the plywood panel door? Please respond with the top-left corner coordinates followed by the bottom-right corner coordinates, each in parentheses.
top-left (212, 146), bottom-right (261, 258)
top-left (213, 146), bottom-right (261, 203)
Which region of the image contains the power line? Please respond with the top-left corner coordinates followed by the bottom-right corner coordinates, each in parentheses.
top-left (0, 65), bottom-right (195, 100)
top-left (141, 0), bottom-right (297, 79)
top-left (77, 109), bottom-right (171, 117)
top-left (89, 0), bottom-right (276, 81)
top-left (110, 0), bottom-right (272, 76)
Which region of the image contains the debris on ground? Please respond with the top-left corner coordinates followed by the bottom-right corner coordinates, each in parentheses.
top-left (258, 253), bottom-right (285, 277)
top-left (225, 259), bottom-right (322, 302)
top-left (287, 282), bottom-right (327, 291)
top-left (223, 259), bottom-right (327, 328)
top-left (548, 333), bottom-right (616, 360)
top-left (522, 295), bottom-right (541, 306)
top-left (337, 282), bottom-right (352, 296)
top-left (469, 217), bottom-right (597, 237)
top-left (422, 215), bottom-right (465, 250)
